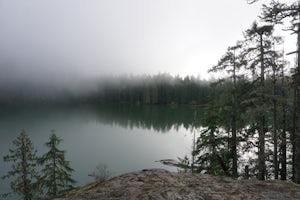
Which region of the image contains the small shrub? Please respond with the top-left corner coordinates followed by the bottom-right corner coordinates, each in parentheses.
top-left (89, 163), bottom-right (111, 181)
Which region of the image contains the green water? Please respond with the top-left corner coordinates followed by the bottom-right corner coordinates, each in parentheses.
top-left (0, 103), bottom-right (202, 197)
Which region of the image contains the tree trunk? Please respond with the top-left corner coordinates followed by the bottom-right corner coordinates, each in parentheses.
top-left (258, 33), bottom-right (266, 181)
top-left (292, 86), bottom-right (297, 182)
top-left (273, 71), bottom-right (278, 179)
top-left (295, 72), bottom-right (300, 184)
top-left (21, 136), bottom-right (31, 200)
top-left (294, 1), bottom-right (300, 183)
top-left (281, 67), bottom-right (287, 180)
top-left (231, 115), bottom-right (237, 177)
top-left (232, 52), bottom-right (238, 178)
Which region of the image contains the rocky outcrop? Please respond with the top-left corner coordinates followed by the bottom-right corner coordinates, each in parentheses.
top-left (53, 169), bottom-right (300, 200)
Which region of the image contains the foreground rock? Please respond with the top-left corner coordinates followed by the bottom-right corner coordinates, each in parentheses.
top-left (53, 169), bottom-right (300, 200)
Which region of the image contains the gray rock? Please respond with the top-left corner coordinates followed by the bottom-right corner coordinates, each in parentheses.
top-left (52, 169), bottom-right (300, 200)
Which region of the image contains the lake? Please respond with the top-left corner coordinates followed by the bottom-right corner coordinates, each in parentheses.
top-left (0, 103), bottom-right (201, 198)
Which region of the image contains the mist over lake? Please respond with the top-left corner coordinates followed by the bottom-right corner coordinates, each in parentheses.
top-left (2, 1), bottom-right (300, 199)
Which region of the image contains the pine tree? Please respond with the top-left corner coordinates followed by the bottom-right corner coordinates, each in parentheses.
top-left (209, 42), bottom-right (246, 177)
top-left (193, 85), bottom-right (231, 176)
top-left (271, 54), bottom-right (279, 179)
top-left (259, 0), bottom-right (300, 184)
top-left (243, 22), bottom-right (274, 180)
top-left (279, 59), bottom-right (289, 180)
top-left (38, 130), bottom-right (75, 196)
top-left (2, 130), bottom-right (40, 200)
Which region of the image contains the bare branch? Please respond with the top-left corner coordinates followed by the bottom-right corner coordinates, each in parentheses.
top-left (247, 0), bottom-right (259, 4)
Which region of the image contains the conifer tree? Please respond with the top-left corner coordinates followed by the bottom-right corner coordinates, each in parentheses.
top-left (278, 58), bottom-right (289, 180)
top-left (38, 130), bottom-right (75, 196)
top-left (271, 54), bottom-right (279, 179)
top-left (258, 0), bottom-right (300, 183)
top-left (243, 22), bottom-right (274, 180)
top-left (209, 42), bottom-right (246, 177)
top-left (193, 85), bottom-right (231, 176)
top-left (2, 130), bottom-right (40, 200)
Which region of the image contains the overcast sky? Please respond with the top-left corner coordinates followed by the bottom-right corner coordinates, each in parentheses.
top-left (0, 0), bottom-right (297, 86)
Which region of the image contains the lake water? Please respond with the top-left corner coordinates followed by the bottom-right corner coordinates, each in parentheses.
top-left (0, 104), bottom-right (200, 197)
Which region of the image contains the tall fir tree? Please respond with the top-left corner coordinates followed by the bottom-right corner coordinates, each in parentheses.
top-left (259, 0), bottom-right (300, 183)
top-left (278, 59), bottom-right (290, 180)
top-left (2, 130), bottom-right (40, 200)
top-left (38, 130), bottom-right (75, 196)
top-left (243, 22), bottom-right (274, 180)
top-left (209, 42), bottom-right (246, 177)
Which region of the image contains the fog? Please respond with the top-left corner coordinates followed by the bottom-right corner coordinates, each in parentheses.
top-left (0, 0), bottom-right (295, 91)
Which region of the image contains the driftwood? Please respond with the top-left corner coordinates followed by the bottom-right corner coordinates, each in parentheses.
top-left (156, 159), bottom-right (193, 169)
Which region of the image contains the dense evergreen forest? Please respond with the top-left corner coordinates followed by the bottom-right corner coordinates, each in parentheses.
top-left (191, 0), bottom-right (300, 184)
top-left (0, 74), bottom-right (211, 106)
top-left (88, 74), bottom-right (210, 105)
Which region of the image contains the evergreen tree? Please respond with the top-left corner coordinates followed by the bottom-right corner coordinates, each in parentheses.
top-left (2, 130), bottom-right (40, 200)
top-left (271, 54), bottom-right (280, 179)
top-left (193, 85), bottom-right (231, 176)
top-left (259, 0), bottom-right (300, 183)
top-left (278, 60), bottom-right (290, 180)
top-left (243, 22), bottom-right (274, 180)
top-left (38, 130), bottom-right (75, 196)
top-left (209, 42), bottom-right (246, 177)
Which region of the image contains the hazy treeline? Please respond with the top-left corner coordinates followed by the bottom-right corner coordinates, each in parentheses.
top-left (89, 74), bottom-right (210, 105)
top-left (0, 73), bottom-right (210, 106)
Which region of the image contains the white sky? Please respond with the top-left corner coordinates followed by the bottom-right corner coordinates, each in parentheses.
top-left (0, 0), bottom-right (297, 84)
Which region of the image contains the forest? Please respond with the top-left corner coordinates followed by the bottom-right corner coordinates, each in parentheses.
top-left (84, 0), bottom-right (300, 185)
top-left (0, 74), bottom-right (210, 106)
top-left (3, 0), bottom-right (300, 199)
top-left (192, 0), bottom-right (300, 183)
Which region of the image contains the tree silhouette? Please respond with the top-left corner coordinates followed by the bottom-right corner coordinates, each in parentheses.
top-left (2, 130), bottom-right (40, 200)
top-left (38, 130), bottom-right (75, 196)
top-left (209, 42), bottom-right (246, 177)
top-left (193, 85), bottom-right (230, 176)
top-left (243, 22), bottom-right (275, 180)
top-left (259, 0), bottom-right (300, 183)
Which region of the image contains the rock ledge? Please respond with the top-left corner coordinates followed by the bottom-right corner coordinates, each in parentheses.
top-left (53, 168), bottom-right (300, 200)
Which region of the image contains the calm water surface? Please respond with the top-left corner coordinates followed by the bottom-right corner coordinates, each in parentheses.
top-left (0, 104), bottom-right (201, 197)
